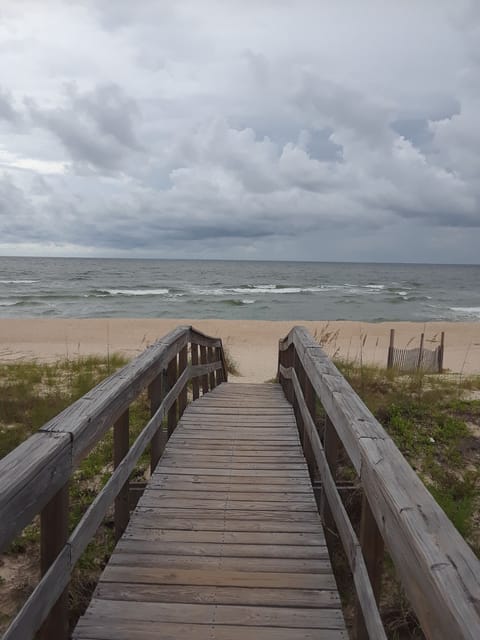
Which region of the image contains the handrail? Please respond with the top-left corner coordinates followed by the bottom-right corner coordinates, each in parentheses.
top-left (0, 326), bottom-right (227, 640)
top-left (278, 326), bottom-right (480, 640)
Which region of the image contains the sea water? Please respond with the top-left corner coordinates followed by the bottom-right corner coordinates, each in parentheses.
top-left (0, 256), bottom-right (479, 322)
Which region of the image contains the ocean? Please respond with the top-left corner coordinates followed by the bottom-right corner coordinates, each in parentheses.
top-left (0, 257), bottom-right (479, 322)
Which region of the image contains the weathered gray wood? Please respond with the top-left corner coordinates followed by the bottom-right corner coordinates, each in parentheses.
top-left (74, 382), bottom-right (346, 639)
top-left (40, 483), bottom-right (69, 640)
top-left (191, 342), bottom-right (200, 400)
top-left (354, 494), bottom-right (385, 640)
top-left (178, 344), bottom-right (188, 418)
top-left (0, 431), bottom-right (71, 553)
top-left (148, 373), bottom-right (163, 472)
top-left (3, 545), bottom-right (71, 640)
top-left (282, 326), bottom-right (480, 639)
top-left (208, 346), bottom-right (216, 390)
top-left (114, 410), bottom-right (130, 541)
top-left (69, 366), bottom-right (190, 565)
top-left (288, 367), bottom-right (387, 640)
top-left (167, 354), bottom-right (178, 438)
top-left (199, 344), bottom-right (209, 394)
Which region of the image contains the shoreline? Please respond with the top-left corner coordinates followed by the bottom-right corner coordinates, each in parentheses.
top-left (0, 318), bottom-right (479, 382)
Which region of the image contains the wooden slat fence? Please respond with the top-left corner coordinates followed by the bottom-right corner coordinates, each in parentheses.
top-left (387, 329), bottom-right (444, 373)
top-left (0, 326), bottom-right (228, 640)
top-left (278, 326), bottom-right (480, 640)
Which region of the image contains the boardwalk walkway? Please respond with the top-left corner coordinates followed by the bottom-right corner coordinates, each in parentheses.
top-left (74, 382), bottom-right (347, 639)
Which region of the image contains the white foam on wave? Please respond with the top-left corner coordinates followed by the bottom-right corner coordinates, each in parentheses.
top-left (0, 300), bottom-right (17, 306)
top-left (0, 279), bottom-right (37, 284)
top-left (396, 291), bottom-right (408, 297)
top-left (364, 284), bottom-right (385, 290)
top-left (193, 286), bottom-right (325, 296)
top-left (450, 306), bottom-right (480, 317)
top-left (101, 288), bottom-right (169, 296)
top-left (242, 299), bottom-right (256, 304)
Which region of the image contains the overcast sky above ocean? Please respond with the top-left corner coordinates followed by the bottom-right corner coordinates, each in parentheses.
top-left (0, 1), bottom-right (479, 262)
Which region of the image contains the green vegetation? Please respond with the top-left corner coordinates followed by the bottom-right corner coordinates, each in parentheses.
top-left (336, 361), bottom-right (480, 552)
top-left (223, 346), bottom-right (240, 376)
top-left (0, 354), bottom-right (153, 631)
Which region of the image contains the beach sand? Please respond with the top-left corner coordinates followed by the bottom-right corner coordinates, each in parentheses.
top-left (0, 318), bottom-right (479, 382)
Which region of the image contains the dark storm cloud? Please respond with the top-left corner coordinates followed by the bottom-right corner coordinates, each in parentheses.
top-left (0, 0), bottom-right (479, 261)
top-left (26, 84), bottom-right (143, 171)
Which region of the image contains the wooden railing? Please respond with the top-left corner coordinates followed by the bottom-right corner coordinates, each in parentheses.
top-left (278, 326), bottom-right (480, 640)
top-left (0, 326), bottom-right (227, 640)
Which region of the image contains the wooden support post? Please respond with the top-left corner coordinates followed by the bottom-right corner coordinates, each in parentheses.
top-left (321, 416), bottom-right (340, 545)
top-left (167, 355), bottom-right (177, 438)
top-left (148, 374), bottom-right (163, 473)
top-left (387, 328), bottom-right (395, 369)
top-left (438, 331), bottom-right (445, 372)
top-left (191, 343), bottom-right (200, 400)
top-left (285, 344), bottom-right (294, 404)
top-left (114, 409), bottom-right (130, 541)
top-left (278, 341), bottom-right (284, 386)
top-left (40, 483), bottom-right (69, 640)
top-left (417, 332), bottom-right (425, 371)
top-left (178, 344), bottom-right (188, 418)
top-left (354, 495), bottom-right (385, 640)
top-left (294, 351), bottom-right (305, 446)
top-left (208, 346), bottom-right (216, 390)
top-left (215, 346), bottom-right (223, 385)
top-left (304, 376), bottom-right (316, 480)
top-left (200, 345), bottom-right (209, 394)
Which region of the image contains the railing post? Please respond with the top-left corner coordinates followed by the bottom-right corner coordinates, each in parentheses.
top-left (285, 343), bottom-right (294, 404)
top-left (294, 351), bottom-right (305, 446)
top-left (354, 495), bottom-right (385, 640)
top-left (200, 345), bottom-right (209, 394)
top-left (191, 343), bottom-right (200, 400)
top-left (149, 373), bottom-right (163, 472)
top-left (40, 483), bottom-right (69, 640)
top-left (278, 341), bottom-right (284, 386)
top-left (178, 344), bottom-right (188, 418)
top-left (321, 416), bottom-right (340, 546)
top-left (417, 332), bottom-right (425, 371)
top-left (114, 409), bottom-right (130, 541)
top-left (303, 376), bottom-right (316, 480)
top-left (215, 346), bottom-right (223, 385)
top-left (167, 354), bottom-right (178, 438)
top-left (208, 346), bottom-right (216, 390)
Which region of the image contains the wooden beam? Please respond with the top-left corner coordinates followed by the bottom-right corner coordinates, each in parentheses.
top-left (40, 483), bottom-right (69, 640)
top-left (167, 355), bottom-right (178, 438)
top-left (178, 345), bottom-right (188, 418)
top-left (191, 343), bottom-right (200, 400)
top-left (114, 409), bottom-right (130, 541)
top-left (148, 374), bottom-right (163, 473)
top-left (200, 345), bottom-right (209, 394)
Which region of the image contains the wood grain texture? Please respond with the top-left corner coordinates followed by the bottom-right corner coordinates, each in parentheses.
top-left (280, 326), bottom-right (480, 640)
top-left (74, 382), bottom-right (346, 639)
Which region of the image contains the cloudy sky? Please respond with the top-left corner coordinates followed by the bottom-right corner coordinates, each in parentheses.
top-left (0, 1), bottom-right (479, 262)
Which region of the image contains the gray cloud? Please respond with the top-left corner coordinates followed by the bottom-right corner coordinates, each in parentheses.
top-left (0, 1), bottom-right (479, 262)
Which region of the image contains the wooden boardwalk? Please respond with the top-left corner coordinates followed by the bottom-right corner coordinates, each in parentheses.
top-left (74, 382), bottom-right (347, 639)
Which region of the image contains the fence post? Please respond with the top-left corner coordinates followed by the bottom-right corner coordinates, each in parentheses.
top-left (114, 409), bottom-right (130, 541)
top-left (200, 345), bottom-right (209, 394)
top-left (438, 331), bottom-right (445, 372)
top-left (149, 373), bottom-right (163, 472)
top-left (354, 495), bottom-right (385, 640)
top-left (387, 328), bottom-right (395, 369)
top-left (304, 376), bottom-right (316, 480)
top-left (278, 341), bottom-right (284, 386)
top-left (208, 346), bottom-right (216, 390)
top-left (178, 344), bottom-right (188, 418)
top-left (167, 354), bottom-right (177, 438)
top-left (40, 483), bottom-right (69, 640)
top-left (417, 333), bottom-right (425, 371)
top-left (294, 351), bottom-right (305, 446)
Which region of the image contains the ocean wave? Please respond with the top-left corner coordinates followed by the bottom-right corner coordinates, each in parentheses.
top-left (0, 300), bottom-right (18, 306)
top-left (223, 299), bottom-right (256, 306)
top-left (192, 285), bottom-right (325, 296)
top-left (450, 306), bottom-right (480, 318)
top-left (96, 288), bottom-right (169, 296)
top-left (0, 279), bottom-right (37, 284)
top-left (364, 284), bottom-right (385, 290)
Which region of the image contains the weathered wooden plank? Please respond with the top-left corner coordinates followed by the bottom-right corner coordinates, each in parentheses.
top-left (74, 621), bottom-right (347, 640)
top-left (122, 529), bottom-right (326, 546)
top-left (101, 565), bottom-right (336, 589)
top-left (126, 515), bottom-right (322, 533)
top-left (94, 583), bottom-right (340, 607)
top-left (80, 599), bottom-right (346, 628)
